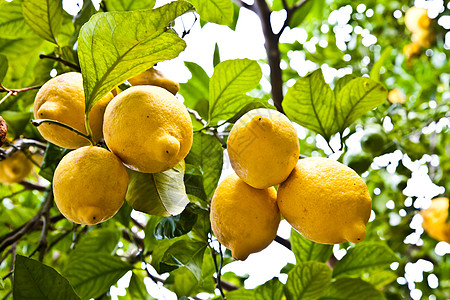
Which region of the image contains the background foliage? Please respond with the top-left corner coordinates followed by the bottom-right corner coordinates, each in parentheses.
top-left (0, 0), bottom-right (449, 299)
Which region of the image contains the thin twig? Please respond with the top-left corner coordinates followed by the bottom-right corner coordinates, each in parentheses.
top-left (19, 181), bottom-right (48, 192)
top-left (39, 54), bottom-right (81, 72)
top-left (186, 107), bottom-right (227, 149)
top-left (274, 235), bottom-right (291, 250)
top-left (232, 0), bottom-right (255, 11)
top-left (210, 244), bottom-right (226, 299)
top-left (31, 119), bottom-right (94, 145)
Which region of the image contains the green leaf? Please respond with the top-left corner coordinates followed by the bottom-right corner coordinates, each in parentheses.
top-left (225, 101), bottom-right (275, 124)
top-left (39, 143), bottom-right (69, 182)
top-left (21, 0), bottom-right (63, 44)
top-left (179, 61), bottom-right (210, 121)
top-left (0, 278), bottom-right (4, 290)
top-left (78, 1), bottom-right (193, 113)
top-left (332, 242), bottom-right (398, 278)
top-left (113, 200), bottom-right (133, 227)
top-left (290, 229), bottom-right (333, 263)
top-left (284, 261), bottom-right (332, 300)
top-left (226, 288), bottom-right (256, 300)
top-left (319, 278), bottom-right (385, 300)
top-left (126, 161), bottom-right (190, 217)
top-left (189, 0), bottom-right (233, 26)
top-left (0, 54), bottom-right (7, 82)
top-left (154, 203), bottom-right (199, 239)
top-left (107, 0), bottom-right (156, 11)
top-left (213, 43), bottom-right (220, 67)
top-left (1, 111), bottom-right (33, 139)
top-left (125, 272), bottom-right (155, 300)
top-left (74, 228), bottom-right (121, 254)
top-left (370, 46), bottom-right (392, 82)
top-left (63, 253), bottom-right (132, 299)
top-left (184, 164), bottom-right (207, 201)
top-left (333, 74), bottom-right (357, 97)
top-left (162, 240), bottom-right (208, 281)
top-left (255, 277), bottom-right (284, 300)
top-left (335, 78), bottom-right (387, 132)
top-left (0, 1), bottom-right (36, 39)
top-left (143, 215), bottom-right (163, 252)
top-left (288, 0), bottom-right (314, 28)
top-left (209, 59), bottom-right (262, 125)
top-left (185, 132), bottom-right (223, 198)
top-left (13, 255), bottom-right (80, 300)
top-left (366, 270), bottom-right (398, 288)
top-left (283, 69), bottom-right (337, 140)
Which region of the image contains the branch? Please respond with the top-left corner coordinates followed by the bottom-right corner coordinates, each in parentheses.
top-left (19, 181), bottom-right (48, 192)
top-left (39, 54), bottom-right (81, 72)
top-left (186, 107), bottom-right (227, 149)
top-left (274, 235), bottom-right (291, 250)
top-left (31, 119), bottom-right (94, 145)
top-left (277, 0), bottom-right (312, 38)
top-left (0, 84), bottom-right (42, 106)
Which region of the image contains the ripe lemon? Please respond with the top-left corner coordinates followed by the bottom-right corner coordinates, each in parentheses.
top-left (388, 89), bottom-right (406, 104)
top-left (421, 197), bottom-right (450, 243)
top-left (403, 42), bottom-right (422, 61)
top-left (210, 173), bottom-right (280, 260)
top-left (128, 67), bottom-right (180, 95)
top-left (53, 146), bottom-right (129, 225)
top-left (277, 157), bottom-right (372, 244)
top-left (412, 29), bottom-right (435, 48)
top-left (0, 151), bottom-right (33, 184)
top-left (227, 108), bottom-right (300, 189)
top-left (33, 72), bottom-right (114, 149)
top-left (103, 85), bottom-right (193, 173)
top-left (405, 7), bottom-right (431, 33)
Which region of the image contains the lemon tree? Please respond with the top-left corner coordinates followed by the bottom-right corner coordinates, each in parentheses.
top-left (0, 0), bottom-right (449, 299)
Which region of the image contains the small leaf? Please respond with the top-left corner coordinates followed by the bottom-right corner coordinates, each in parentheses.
top-left (283, 69), bottom-right (337, 140)
top-left (63, 252), bottom-right (132, 299)
top-left (154, 203), bottom-right (199, 239)
top-left (13, 254), bottom-right (80, 300)
top-left (209, 59), bottom-right (262, 125)
top-left (189, 0), bottom-right (234, 26)
top-left (335, 78), bottom-right (387, 132)
top-left (213, 43), bottom-right (220, 67)
top-left (78, 1), bottom-right (193, 113)
top-left (284, 261), bottom-right (332, 300)
top-left (21, 0), bottom-right (63, 44)
top-left (162, 240), bottom-right (208, 281)
top-left (126, 161), bottom-right (190, 217)
top-left (0, 54), bottom-right (7, 82)
top-left (332, 242), bottom-right (398, 278)
top-left (0, 1), bottom-right (36, 39)
top-left (290, 229), bottom-right (333, 263)
top-left (39, 143), bottom-right (69, 182)
top-left (255, 277), bottom-right (284, 300)
top-left (107, 0), bottom-right (156, 11)
top-left (288, 0), bottom-right (314, 28)
top-left (180, 61), bottom-right (210, 119)
top-left (185, 132), bottom-right (223, 198)
top-left (319, 278), bottom-right (385, 300)
top-left (370, 46), bottom-right (392, 82)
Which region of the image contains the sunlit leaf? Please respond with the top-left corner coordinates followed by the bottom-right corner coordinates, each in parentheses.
top-left (189, 0), bottom-right (234, 26)
top-left (126, 161), bottom-right (189, 217)
top-left (78, 1), bottom-right (193, 113)
top-left (255, 277), bottom-right (284, 300)
top-left (107, 0), bottom-right (156, 11)
top-left (209, 59), bottom-right (262, 124)
top-left (370, 46), bottom-right (392, 82)
top-left (319, 278), bottom-right (385, 300)
top-left (0, 54), bottom-right (7, 82)
top-left (290, 229), bottom-right (333, 263)
top-left (22, 0), bottom-right (63, 44)
top-left (0, 1), bottom-right (35, 39)
top-left (13, 255), bottom-right (80, 300)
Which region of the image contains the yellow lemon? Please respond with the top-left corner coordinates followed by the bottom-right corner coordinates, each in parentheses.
top-left (405, 7), bottom-right (432, 33)
top-left (33, 72), bottom-right (114, 149)
top-left (53, 146), bottom-right (129, 225)
top-left (128, 67), bottom-right (180, 95)
top-left (227, 108), bottom-right (299, 189)
top-left (412, 29), bottom-right (435, 48)
top-left (210, 173), bottom-right (280, 260)
top-left (388, 88), bottom-right (406, 104)
top-left (103, 85), bottom-right (193, 173)
top-left (421, 197), bottom-right (450, 243)
top-left (277, 157), bottom-right (372, 244)
top-left (0, 151), bottom-right (33, 184)
top-left (403, 42), bottom-right (422, 62)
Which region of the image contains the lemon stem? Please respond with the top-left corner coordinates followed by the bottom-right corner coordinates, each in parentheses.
top-left (84, 114), bottom-right (94, 143)
top-left (31, 119), bottom-right (95, 146)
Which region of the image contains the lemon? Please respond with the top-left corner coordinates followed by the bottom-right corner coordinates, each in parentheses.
top-left (343, 151), bottom-right (373, 175)
top-left (103, 85), bottom-right (193, 173)
top-left (128, 67), bottom-right (180, 95)
top-left (403, 42), bottom-right (422, 61)
top-left (33, 72), bottom-right (114, 149)
top-left (227, 108), bottom-right (300, 189)
top-left (53, 146), bottom-right (129, 225)
top-left (388, 88), bottom-right (406, 104)
top-left (210, 173), bottom-right (280, 260)
top-left (277, 157), bottom-right (372, 244)
top-left (0, 116), bottom-right (6, 146)
top-left (0, 151), bottom-right (33, 184)
top-left (421, 197), bottom-right (450, 243)
top-left (412, 29), bottom-right (435, 48)
top-left (360, 125), bottom-right (386, 155)
top-left (405, 7), bottom-right (431, 33)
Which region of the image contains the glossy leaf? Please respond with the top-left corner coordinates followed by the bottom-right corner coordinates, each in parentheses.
top-left (335, 77), bottom-right (387, 132)
top-left (78, 1), bottom-right (193, 113)
top-left (13, 255), bottom-right (80, 300)
top-left (284, 261), bottom-right (332, 300)
top-left (319, 278), bottom-right (385, 300)
top-left (22, 0), bottom-right (63, 44)
top-left (283, 69), bottom-right (337, 140)
top-left (39, 143), bottom-right (69, 182)
top-left (255, 277), bottom-right (284, 300)
top-left (74, 228), bottom-right (121, 254)
top-left (189, 0), bottom-right (234, 26)
top-left (0, 1), bottom-right (35, 39)
top-left (1, 111), bottom-right (33, 139)
top-left (124, 272), bottom-right (154, 300)
top-left (332, 242), bottom-right (398, 278)
top-left (0, 54), bottom-right (7, 82)
top-left (290, 229), bottom-right (333, 263)
top-left (126, 161), bottom-right (190, 217)
top-left (208, 59), bottom-right (262, 124)
top-left (107, 0), bottom-right (156, 11)
top-left (154, 203), bottom-right (199, 239)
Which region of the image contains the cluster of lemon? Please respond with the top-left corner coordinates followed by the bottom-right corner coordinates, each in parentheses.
top-left (210, 109), bottom-right (373, 260)
top-left (403, 6), bottom-right (435, 61)
top-left (33, 70), bottom-right (193, 225)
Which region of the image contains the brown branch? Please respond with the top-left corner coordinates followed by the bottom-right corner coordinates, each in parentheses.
top-left (0, 84), bottom-right (42, 106)
top-left (19, 181), bottom-right (48, 192)
top-left (39, 54), bottom-right (81, 72)
top-left (274, 235), bottom-right (291, 250)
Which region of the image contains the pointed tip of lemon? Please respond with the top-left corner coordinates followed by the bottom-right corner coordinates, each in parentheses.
top-left (78, 206), bottom-right (104, 225)
top-left (343, 223), bottom-right (367, 244)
